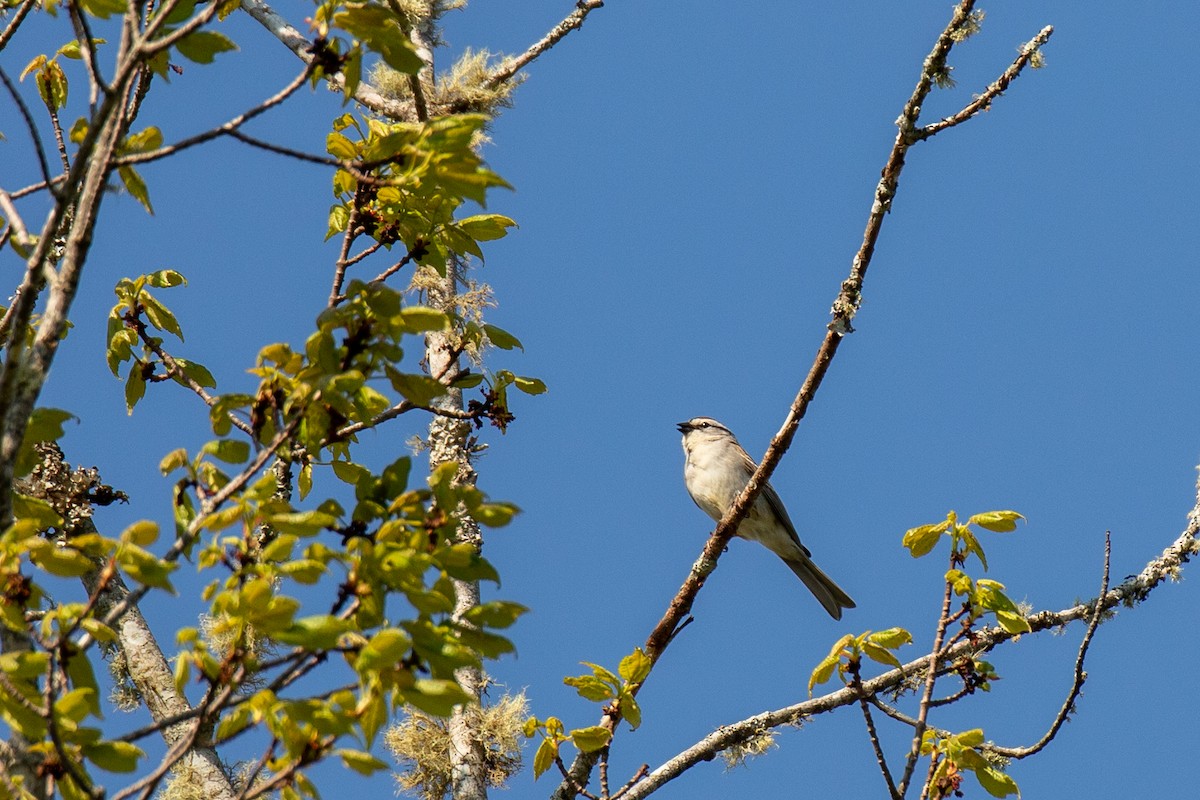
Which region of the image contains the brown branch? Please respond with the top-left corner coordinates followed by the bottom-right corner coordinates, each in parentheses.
top-left (0, 0), bottom-right (39, 52)
top-left (239, 0), bottom-right (419, 121)
top-left (0, 65), bottom-right (56, 194)
top-left (553, 2), bottom-right (1034, 796)
top-left (916, 26), bottom-right (1054, 141)
top-left (899, 553), bottom-right (957, 799)
top-left (986, 532), bottom-right (1111, 759)
top-left (621, 503), bottom-right (1196, 800)
top-left (851, 662), bottom-right (901, 800)
top-left (485, 1), bottom-right (605, 87)
top-left (117, 66), bottom-right (313, 167)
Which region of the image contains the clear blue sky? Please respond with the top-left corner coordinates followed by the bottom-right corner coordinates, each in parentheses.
top-left (6, 2), bottom-right (1199, 798)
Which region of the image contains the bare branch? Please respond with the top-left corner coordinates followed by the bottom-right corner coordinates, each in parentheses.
top-left (118, 66), bottom-right (313, 167)
top-left (0, 0), bottom-right (39, 52)
top-left (897, 553), bottom-right (957, 798)
top-left (486, 1), bottom-right (605, 87)
top-left (917, 26), bottom-right (1054, 141)
top-left (987, 532), bottom-right (1111, 759)
top-left (0, 65), bottom-right (57, 194)
top-left (851, 662), bottom-right (901, 800)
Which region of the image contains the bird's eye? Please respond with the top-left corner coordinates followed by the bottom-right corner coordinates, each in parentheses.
top-left (699, 422), bottom-right (710, 428)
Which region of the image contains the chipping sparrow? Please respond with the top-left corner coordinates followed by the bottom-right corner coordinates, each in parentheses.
top-left (678, 417), bottom-right (855, 619)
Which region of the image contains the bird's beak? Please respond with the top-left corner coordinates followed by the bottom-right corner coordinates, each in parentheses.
top-left (676, 422), bottom-right (690, 433)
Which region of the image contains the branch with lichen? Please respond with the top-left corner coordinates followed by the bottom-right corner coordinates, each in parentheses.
top-left (620, 496), bottom-right (1196, 800)
top-left (552, 4), bottom-right (1053, 797)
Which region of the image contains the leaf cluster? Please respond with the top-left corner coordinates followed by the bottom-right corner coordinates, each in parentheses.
top-left (525, 648), bottom-right (652, 779)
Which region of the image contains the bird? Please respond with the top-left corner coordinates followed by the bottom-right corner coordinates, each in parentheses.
top-left (677, 416), bottom-right (855, 619)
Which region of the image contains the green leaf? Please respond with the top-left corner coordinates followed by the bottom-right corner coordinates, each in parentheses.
top-left (474, 502), bottom-right (518, 527)
top-left (146, 269), bottom-right (186, 288)
top-left (159, 448), bottom-right (188, 474)
top-left (532, 738), bottom-right (557, 779)
top-left (513, 375), bottom-right (547, 395)
top-left (457, 214), bottom-right (517, 242)
top-left (15, 491), bottom-right (63, 527)
top-left (618, 648), bottom-right (651, 685)
top-left (563, 675), bottom-right (614, 702)
top-left (620, 692), bottom-right (642, 729)
top-left (338, 749), bottom-right (388, 776)
top-left (124, 366), bottom-right (147, 413)
top-left (36, 59), bottom-right (68, 110)
top-left (861, 642), bottom-right (903, 669)
top-left (809, 633), bottom-right (854, 695)
top-left (117, 544), bottom-right (177, 592)
top-left (332, 5), bottom-right (423, 74)
top-left (867, 627), bottom-right (913, 649)
top-left (57, 39), bottom-right (106, 59)
top-left (123, 126), bottom-right (163, 153)
top-left (266, 510), bottom-right (337, 536)
top-left (464, 601), bottom-right (527, 630)
top-left (17, 407), bottom-right (75, 476)
top-left (404, 679), bottom-right (472, 717)
top-left (976, 766), bottom-right (1020, 798)
top-left (570, 726), bottom-right (612, 753)
top-left (327, 132), bottom-right (358, 160)
top-left (298, 463), bottom-right (313, 499)
top-left (27, 539), bottom-right (93, 577)
top-left (141, 292), bottom-right (181, 338)
top-left (332, 460), bottom-right (371, 485)
top-left (202, 439), bottom-right (250, 464)
top-left (969, 510), bottom-right (1026, 533)
top-left (82, 740), bottom-right (144, 773)
top-left (274, 616), bottom-right (352, 650)
top-left (994, 609), bottom-right (1032, 634)
top-left (482, 323), bottom-right (523, 351)
top-left (955, 728), bottom-right (985, 747)
top-left (174, 358), bottom-right (216, 388)
top-left (117, 166), bottom-right (153, 214)
top-left (120, 520), bottom-right (159, 546)
top-left (389, 371), bottom-right (447, 406)
top-left (174, 30), bottom-right (238, 64)
top-left (902, 523), bottom-right (943, 558)
top-left (399, 306), bottom-right (450, 332)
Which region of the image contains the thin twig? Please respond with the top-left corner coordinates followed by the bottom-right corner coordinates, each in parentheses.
top-left (987, 532), bottom-right (1111, 759)
top-left (917, 26), bottom-right (1054, 141)
top-left (0, 190), bottom-right (32, 251)
top-left (621, 507), bottom-right (1196, 800)
top-left (118, 66), bottom-right (312, 166)
top-left (0, 0), bottom-right (39, 52)
top-left (240, 0), bottom-right (419, 121)
top-left (851, 662), bottom-right (901, 800)
top-left (0, 64), bottom-right (57, 194)
top-left (486, 0), bottom-right (605, 87)
top-left (898, 554), bottom-right (956, 799)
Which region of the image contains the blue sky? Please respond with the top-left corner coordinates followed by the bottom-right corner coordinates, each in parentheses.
top-left (5, 1), bottom-right (1200, 798)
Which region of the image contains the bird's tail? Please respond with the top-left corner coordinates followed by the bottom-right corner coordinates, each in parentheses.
top-left (783, 555), bottom-right (856, 620)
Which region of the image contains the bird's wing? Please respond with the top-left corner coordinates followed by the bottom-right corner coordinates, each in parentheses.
top-left (736, 446), bottom-right (812, 558)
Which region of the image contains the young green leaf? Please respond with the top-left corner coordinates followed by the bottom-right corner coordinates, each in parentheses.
top-left (969, 510), bottom-right (1026, 533)
top-left (174, 30), bottom-right (238, 64)
top-left (902, 523), bottom-right (944, 557)
top-left (570, 726), bottom-right (612, 753)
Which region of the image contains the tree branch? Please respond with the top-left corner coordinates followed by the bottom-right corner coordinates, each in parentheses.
top-left (552, 3), bottom-right (1054, 796)
top-left (916, 26), bottom-right (1054, 141)
top-left (239, 0), bottom-right (418, 120)
top-left (987, 532), bottom-right (1111, 759)
top-left (485, 1), bottom-right (605, 88)
top-left (621, 505), bottom-right (1197, 800)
